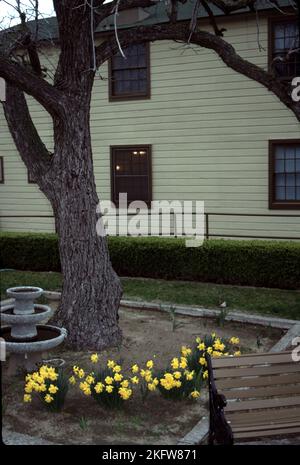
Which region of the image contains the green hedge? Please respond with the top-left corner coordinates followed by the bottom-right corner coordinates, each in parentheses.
top-left (1, 232), bottom-right (300, 289)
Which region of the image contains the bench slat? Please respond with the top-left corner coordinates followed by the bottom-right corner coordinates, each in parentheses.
top-left (221, 384), bottom-right (300, 400)
top-left (232, 421), bottom-right (300, 433)
top-left (226, 407), bottom-right (300, 426)
top-left (234, 426), bottom-right (300, 440)
top-left (212, 352), bottom-right (293, 369)
top-left (225, 396), bottom-right (300, 412)
top-left (214, 363), bottom-right (300, 379)
top-left (217, 373), bottom-right (300, 389)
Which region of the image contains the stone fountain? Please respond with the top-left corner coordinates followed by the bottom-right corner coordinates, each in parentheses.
top-left (1, 286), bottom-right (67, 374)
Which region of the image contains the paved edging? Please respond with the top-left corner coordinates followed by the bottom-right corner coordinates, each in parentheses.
top-left (2, 427), bottom-right (59, 445)
top-left (3, 294), bottom-right (298, 331)
top-left (120, 299), bottom-right (298, 330)
top-left (177, 417), bottom-right (209, 446)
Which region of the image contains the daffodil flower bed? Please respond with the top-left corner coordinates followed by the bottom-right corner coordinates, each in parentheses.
top-left (23, 333), bottom-right (240, 412)
top-left (24, 365), bottom-right (69, 412)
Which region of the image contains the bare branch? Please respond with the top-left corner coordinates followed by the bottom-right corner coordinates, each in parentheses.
top-left (96, 21), bottom-right (300, 120)
top-left (2, 81), bottom-right (52, 188)
top-left (0, 53), bottom-right (66, 117)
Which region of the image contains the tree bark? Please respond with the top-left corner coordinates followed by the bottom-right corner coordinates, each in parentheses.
top-left (50, 104), bottom-right (122, 350)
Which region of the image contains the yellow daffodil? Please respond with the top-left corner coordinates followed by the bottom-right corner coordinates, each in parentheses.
top-left (148, 383), bottom-right (156, 391)
top-left (185, 370), bottom-right (194, 381)
top-left (118, 387), bottom-right (132, 400)
top-left (146, 360), bottom-right (154, 369)
top-left (112, 364), bottom-right (122, 373)
top-left (85, 375), bottom-right (95, 385)
top-left (107, 360), bottom-right (115, 369)
top-left (48, 384), bottom-right (59, 394)
top-left (106, 385), bottom-right (114, 393)
top-left (199, 357), bottom-right (207, 366)
top-left (234, 351), bottom-right (241, 356)
top-left (131, 364), bottom-right (139, 374)
top-left (203, 370), bottom-right (208, 379)
top-left (94, 382), bottom-right (104, 394)
top-left (190, 390), bottom-right (200, 399)
top-left (105, 376), bottom-right (114, 385)
top-left (114, 373), bottom-right (123, 382)
top-left (23, 394), bottom-right (32, 403)
top-left (173, 371), bottom-right (182, 380)
top-left (120, 380), bottom-right (129, 388)
top-left (69, 376), bottom-right (76, 385)
top-left (44, 394), bottom-right (54, 403)
top-left (197, 343), bottom-right (206, 351)
top-left (171, 358), bottom-right (179, 370)
top-left (179, 357), bottom-right (187, 369)
top-left (131, 376), bottom-right (139, 385)
top-left (181, 346), bottom-right (192, 357)
top-left (90, 353), bottom-right (99, 363)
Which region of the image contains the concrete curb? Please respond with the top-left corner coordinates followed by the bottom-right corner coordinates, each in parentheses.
top-left (120, 299), bottom-right (298, 330)
top-left (2, 428), bottom-right (60, 445)
top-left (270, 324), bottom-right (300, 352)
top-left (3, 293), bottom-right (297, 331)
top-left (177, 417), bottom-right (209, 446)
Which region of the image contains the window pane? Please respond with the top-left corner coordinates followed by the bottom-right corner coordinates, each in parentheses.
top-left (276, 173), bottom-right (285, 186)
top-left (286, 187), bottom-right (296, 200)
top-left (286, 173), bottom-right (295, 186)
top-left (275, 159), bottom-right (284, 172)
top-left (286, 159), bottom-right (295, 172)
top-left (276, 186), bottom-right (285, 200)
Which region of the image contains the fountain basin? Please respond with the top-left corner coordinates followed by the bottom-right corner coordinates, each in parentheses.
top-left (6, 286), bottom-right (43, 314)
top-left (1, 325), bottom-right (67, 353)
top-left (1, 304), bottom-right (53, 339)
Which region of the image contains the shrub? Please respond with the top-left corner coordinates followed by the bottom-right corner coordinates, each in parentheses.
top-left (1, 232), bottom-right (300, 289)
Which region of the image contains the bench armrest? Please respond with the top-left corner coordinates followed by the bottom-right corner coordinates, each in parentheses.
top-left (206, 354), bottom-right (234, 445)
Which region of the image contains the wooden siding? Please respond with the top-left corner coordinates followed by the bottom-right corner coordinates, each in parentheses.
top-left (0, 14), bottom-right (300, 238)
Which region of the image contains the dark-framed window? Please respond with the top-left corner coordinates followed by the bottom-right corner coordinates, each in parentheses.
top-left (269, 140), bottom-right (300, 209)
top-left (110, 145), bottom-right (152, 206)
top-left (0, 156), bottom-right (4, 183)
top-left (268, 16), bottom-right (300, 79)
top-left (108, 43), bottom-right (150, 101)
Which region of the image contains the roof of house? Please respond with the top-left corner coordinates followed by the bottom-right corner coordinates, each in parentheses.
top-left (1, 0), bottom-right (294, 43)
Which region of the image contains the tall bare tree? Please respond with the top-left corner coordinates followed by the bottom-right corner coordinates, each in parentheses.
top-left (0, 0), bottom-right (299, 350)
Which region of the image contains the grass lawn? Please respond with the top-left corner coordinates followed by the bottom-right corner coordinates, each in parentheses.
top-left (1, 270), bottom-right (299, 320)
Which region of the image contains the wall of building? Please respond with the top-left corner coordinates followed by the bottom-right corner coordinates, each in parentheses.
top-left (0, 13), bottom-right (299, 238)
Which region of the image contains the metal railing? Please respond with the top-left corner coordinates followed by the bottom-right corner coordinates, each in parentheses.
top-left (0, 212), bottom-right (300, 240)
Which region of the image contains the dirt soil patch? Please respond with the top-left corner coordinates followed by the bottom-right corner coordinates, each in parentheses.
top-left (2, 306), bottom-right (284, 445)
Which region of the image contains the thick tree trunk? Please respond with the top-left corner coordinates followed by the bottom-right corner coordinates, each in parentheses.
top-left (50, 106), bottom-right (122, 350)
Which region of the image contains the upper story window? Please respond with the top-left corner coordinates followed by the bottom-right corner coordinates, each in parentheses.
top-left (0, 157), bottom-right (4, 183)
top-left (111, 145), bottom-right (152, 206)
top-left (109, 43), bottom-right (150, 101)
top-left (269, 140), bottom-right (300, 209)
top-left (269, 17), bottom-right (300, 79)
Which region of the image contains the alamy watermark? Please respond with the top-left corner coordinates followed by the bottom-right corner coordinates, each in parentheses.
top-left (0, 337), bottom-right (6, 362)
top-left (292, 336), bottom-right (300, 362)
top-left (292, 77), bottom-right (300, 102)
top-left (96, 194), bottom-right (205, 247)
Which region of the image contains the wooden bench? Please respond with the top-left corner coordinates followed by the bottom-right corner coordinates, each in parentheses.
top-left (206, 351), bottom-right (300, 444)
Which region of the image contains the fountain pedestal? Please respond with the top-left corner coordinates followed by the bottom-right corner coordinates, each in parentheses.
top-left (1, 286), bottom-right (67, 374)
